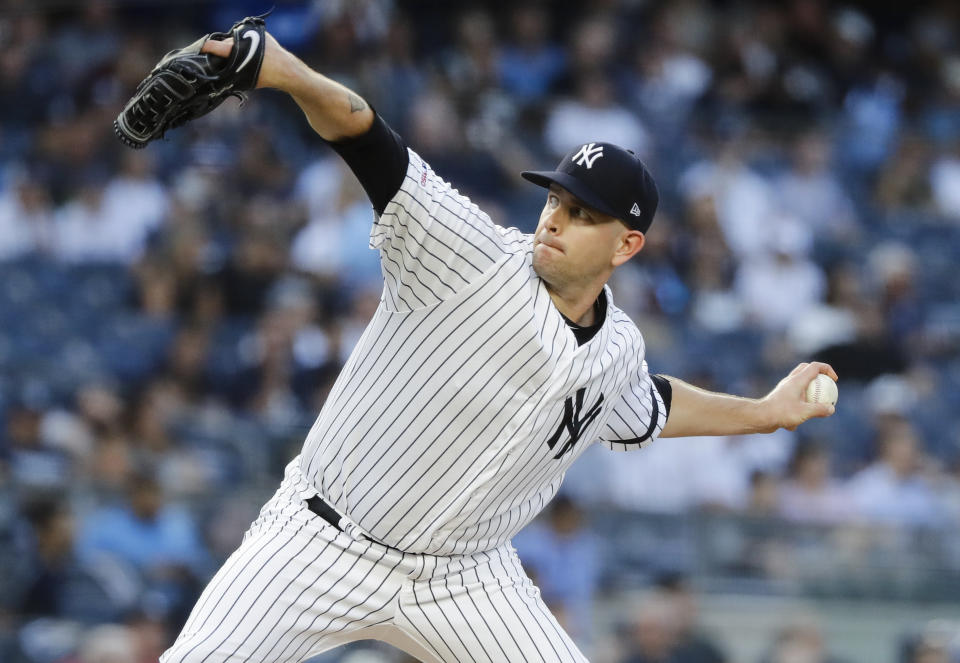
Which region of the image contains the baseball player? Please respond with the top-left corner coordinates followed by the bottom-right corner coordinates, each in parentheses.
top-left (159, 29), bottom-right (837, 663)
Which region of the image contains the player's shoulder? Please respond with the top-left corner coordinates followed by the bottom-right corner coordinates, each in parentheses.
top-left (604, 287), bottom-right (646, 346)
top-left (604, 287), bottom-right (641, 329)
top-left (402, 148), bottom-right (535, 255)
top-left (495, 225), bottom-right (534, 254)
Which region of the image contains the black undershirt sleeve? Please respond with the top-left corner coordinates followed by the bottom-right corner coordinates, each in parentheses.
top-left (326, 113), bottom-right (410, 216)
top-left (650, 374), bottom-right (673, 417)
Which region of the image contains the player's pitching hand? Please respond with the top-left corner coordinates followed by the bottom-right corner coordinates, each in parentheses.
top-left (761, 362), bottom-right (838, 431)
top-left (201, 30), bottom-right (288, 89)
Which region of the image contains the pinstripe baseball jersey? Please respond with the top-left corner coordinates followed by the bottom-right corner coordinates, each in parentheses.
top-left (295, 148), bottom-right (666, 556)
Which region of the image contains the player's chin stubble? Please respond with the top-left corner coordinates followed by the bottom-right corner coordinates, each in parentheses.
top-left (532, 245), bottom-right (570, 291)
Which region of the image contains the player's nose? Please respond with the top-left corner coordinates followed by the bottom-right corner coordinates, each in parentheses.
top-left (544, 208), bottom-right (564, 233)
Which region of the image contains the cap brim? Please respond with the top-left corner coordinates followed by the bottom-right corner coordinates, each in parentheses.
top-left (521, 170), bottom-right (624, 222)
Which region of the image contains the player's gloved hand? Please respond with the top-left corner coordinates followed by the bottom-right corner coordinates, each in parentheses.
top-left (761, 361), bottom-right (838, 431)
top-left (200, 30), bottom-right (288, 90)
top-left (114, 14), bottom-right (268, 149)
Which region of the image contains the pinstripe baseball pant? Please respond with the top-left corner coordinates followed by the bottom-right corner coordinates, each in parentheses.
top-left (160, 469), bottom-right (588, 663)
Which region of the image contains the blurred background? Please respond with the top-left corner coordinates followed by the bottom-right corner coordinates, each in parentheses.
top-left (1, 0), bottom-right (960, 661)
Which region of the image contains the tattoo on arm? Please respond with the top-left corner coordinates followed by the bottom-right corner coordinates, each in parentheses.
top-left (348, 93), bottom-right (367, 113)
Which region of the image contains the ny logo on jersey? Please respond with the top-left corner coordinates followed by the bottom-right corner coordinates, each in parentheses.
top-left (572, 143), bottom-right (604, 169)
top-left (545, 388), bottom-right (605, 460)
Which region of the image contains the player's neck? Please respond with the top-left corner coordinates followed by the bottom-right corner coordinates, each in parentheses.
top-left (546, 283), bottom-right (605, 326)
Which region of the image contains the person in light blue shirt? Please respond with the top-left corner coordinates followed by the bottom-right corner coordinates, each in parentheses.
top-left (76, 473), bottom-right (211, 581)
top-left (497, 5), bottom-right (566, 104)
top-left (513, 494), bottom-right (600, 645)
top-left (845, 419), bottom-right (946, 528)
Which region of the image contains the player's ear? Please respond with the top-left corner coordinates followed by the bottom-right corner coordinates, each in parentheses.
top-left (612, 229), bottom-right (645, 266)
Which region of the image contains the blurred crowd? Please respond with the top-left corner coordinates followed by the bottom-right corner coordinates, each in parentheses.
top-left (2, 0), bottom-right (960, 661)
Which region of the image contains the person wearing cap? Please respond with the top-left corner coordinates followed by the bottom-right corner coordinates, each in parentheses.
top-left (164, 34), bottom-right (839, 663)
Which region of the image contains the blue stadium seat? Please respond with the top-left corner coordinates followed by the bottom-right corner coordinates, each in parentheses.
top-left (96, 312), bottom-right (175, 383)
top-left (205, 317), bottom-right (257, 398)
top-left (67, 263), bottom-right (133, 317)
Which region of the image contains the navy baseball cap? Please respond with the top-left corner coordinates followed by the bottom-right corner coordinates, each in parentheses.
top-left (521, 142), bottom-right (659, 232)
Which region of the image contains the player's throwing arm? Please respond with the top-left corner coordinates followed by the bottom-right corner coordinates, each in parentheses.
top-left (658, 362), bottom-right (838, 438)
top-left (118, 16), bottom-right (839, 663)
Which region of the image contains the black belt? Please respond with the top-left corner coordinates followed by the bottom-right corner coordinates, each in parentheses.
top-left (305, 494), bottom-right (344, 531)
top-left (305, 494), bottom-right (400, 551)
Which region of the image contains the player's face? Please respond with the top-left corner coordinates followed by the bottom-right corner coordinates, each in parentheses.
top-left (532, 185), bottom-right (640, 290)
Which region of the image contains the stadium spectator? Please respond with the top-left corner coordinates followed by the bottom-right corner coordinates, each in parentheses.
top-left (4, 1), bottom-right (960, 658)
top-left (0, 11), bottom-right (54, 131)
top-left (77, 624), bottom-right (138, 663)
top-left (775, 129), bottom-right (860, 243)
top-left (128, 378), bottom-right (216, 498)
top-left (837, 71), bottom-right (905, 181)
top-left (0, 173), bottom-right (54, 260)
top-left (873, 134), bottom-right (932, 213)
top-left (845, 419), bottom-right (946, 528)
top-left (679, 139), bottom-right (779, 260)
top-left (290, 157), bottom-right (382, 292)
top-left (759, 613), bottom-right (848, 663)
top-left (620, 594), bottom-right (680, 663)
top-left (621, 31), bottom-right (712, 143)
top-left (544, 70), bottom-right (651, 160)
top-left (746, 469), bottom-right (780, 518)
top-left (124, 609), bottom-right (171, 663)
top-left (866, 242), bottom-right (925, 348)
top-left (97, 151), bottom-right (169, 260)
top-left (786, 260), bottom-right (860, 357)
top-left (929, 141), bottom-right (960, 219)
top-left (498, 4), bottom-right (566, 105)
top-left (5, 401), bottom-right (71, 490)
top-left (514, 495), bottom-right (601, 643)
top-left (683, 194), bottom-right (741, 334)
top-left (51, 1), bottom-right (120, 89)
top-left (652, 573), bottom-right (728, 663)
top-left (908, 642), bottom-right (951, 663)
top-left (17, 496), bottom-right (135, 623)
top-left (733, 214), bottom-right (825, 332)
top-left (778, 440), bottom-right (853, 524)
top-left (76, 473), bottom-right (210, 587)
top-left (594, 427), bottom-right (794, 514)
top-left (442, 8), bottom-right (499, 97)
top-left (564, 14), bottom-right (618, 84)
top-left (358, 15), bottom-right (425, 133)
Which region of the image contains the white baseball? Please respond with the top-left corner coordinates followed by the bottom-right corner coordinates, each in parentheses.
top-left (805, 374), bottom-right (838, 405)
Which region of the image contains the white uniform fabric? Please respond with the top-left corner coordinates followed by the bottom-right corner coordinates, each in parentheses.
top-left (162, 459), bottom-right (588, 663)
top-left (163, 148), bottom-right (665, 662)
top-left (298, 149), bottom-right (666, 556)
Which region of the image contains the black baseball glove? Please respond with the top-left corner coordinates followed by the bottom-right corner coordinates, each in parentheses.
top-left (114, 15), bottom-right (267, 149)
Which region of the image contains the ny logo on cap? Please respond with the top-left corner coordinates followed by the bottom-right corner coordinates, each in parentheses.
top-left (572, 143), bottom-right (604, 169)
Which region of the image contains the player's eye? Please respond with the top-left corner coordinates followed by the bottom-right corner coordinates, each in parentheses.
top-left (547, 194), bottom-right (559, 208)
